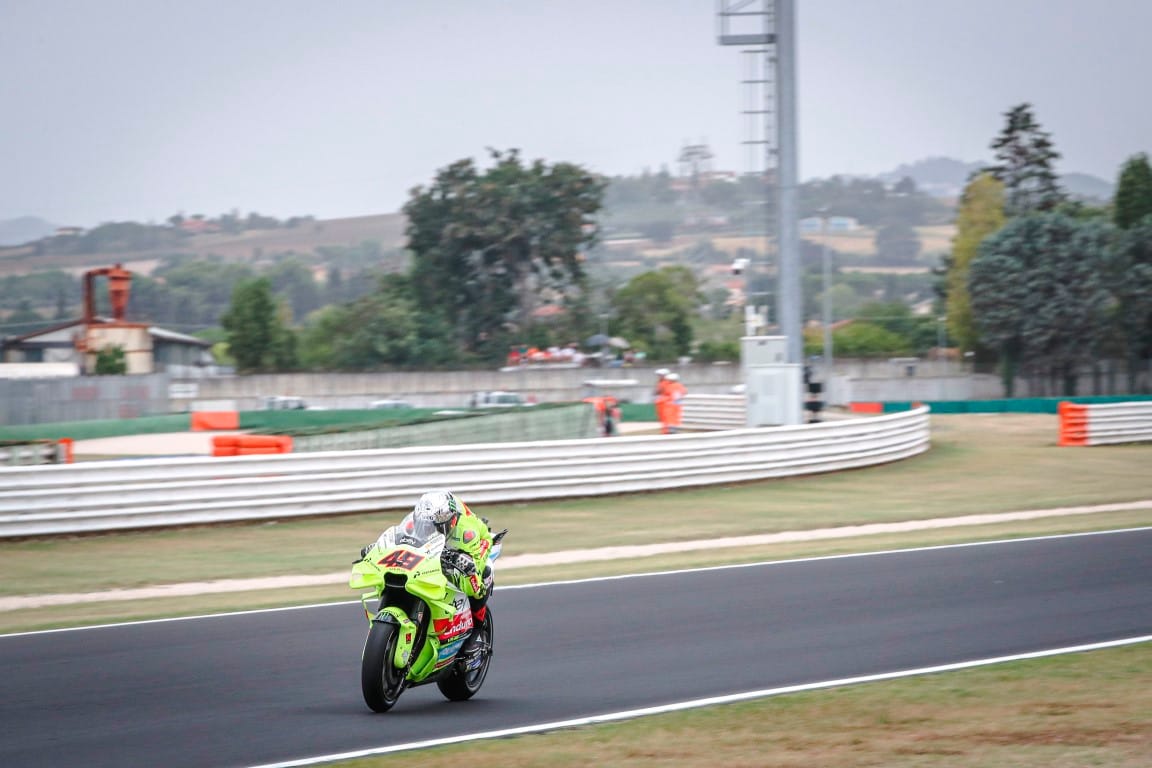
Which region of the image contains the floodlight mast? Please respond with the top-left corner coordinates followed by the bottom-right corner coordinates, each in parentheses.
top-left (717, 0), bottom-right (801, 364)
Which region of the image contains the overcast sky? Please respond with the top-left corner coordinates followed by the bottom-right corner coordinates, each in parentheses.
top-left (3, 0), bottom-right (1150, 227)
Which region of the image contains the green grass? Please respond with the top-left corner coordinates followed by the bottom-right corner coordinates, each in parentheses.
top-left (331, 643), bottom-right (1152, 767)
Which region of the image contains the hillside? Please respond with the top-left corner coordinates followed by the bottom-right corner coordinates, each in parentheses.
top-left (0, 213), bottom-right (408, 277)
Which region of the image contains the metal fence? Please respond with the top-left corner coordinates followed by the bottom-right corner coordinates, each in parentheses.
top-left (0, 374), bottom-right (170, 426)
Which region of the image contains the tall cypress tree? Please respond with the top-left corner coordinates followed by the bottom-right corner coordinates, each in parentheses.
top-left (1113, 153), bottom-right (1152, 229)
top-left (946, 173), bottom-right (1005, 353)
top-left (985, 103), bottom-right (1066, 216)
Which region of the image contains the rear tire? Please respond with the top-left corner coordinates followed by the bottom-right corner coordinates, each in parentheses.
top-left (437, 609), bottom-right (494, 702)
top-left (362, 621), bottom-right (406, 712)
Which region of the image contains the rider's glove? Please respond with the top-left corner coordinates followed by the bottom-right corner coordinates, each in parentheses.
top-left (356, 543), bottom-right (374, 561)
top-left (441, 549), bottom-right (476, 577)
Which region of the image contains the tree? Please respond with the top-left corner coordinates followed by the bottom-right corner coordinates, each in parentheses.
top-left (1105, 216), bottom-right (1152, 391)
top-left (299, 274), bottom-right (455, 370)
top-left (827, 322), bottom-right (911, 357)
top-left (266, 258), bottom-right (322, 322)
top-left (946, 173), bottom-right (1006, 353)
top-left (873, 220), bottom-right (921, 264)
top-left (221, 277), bottom-right (297, 373)
top-left (1114, 153), bottom-right (1152, 229)
top-left (6, 299), bottom-right (43, 326)
top-left (93, 345), bottom-right (128, 375)
top-left (969, 213), bottom-right (1111, 396)
top-left (612, 266), bottom-right (698, 360)
top-left (855, 301), bottom-right (937, 352)
top-left (985, 103), bottom-right (1065, 216)
top-left (404, 149), bottom-right (605, 360)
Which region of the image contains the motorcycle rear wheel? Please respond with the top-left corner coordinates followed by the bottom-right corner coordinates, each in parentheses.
top-left (437, 608), bottom-right (494, 702)
top-left (362, 621), bottom-right (406, 712)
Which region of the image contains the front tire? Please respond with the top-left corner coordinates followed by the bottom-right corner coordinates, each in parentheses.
top-left (437, 608), bottom-right (494, 702)
top-left (362, 621), bottom-right (406, 712)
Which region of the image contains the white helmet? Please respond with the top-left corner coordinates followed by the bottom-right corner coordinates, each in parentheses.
top-left (655, 368), bottom-right (670, 377)
top-left (665, 372), bottom-right (679, 381)
top-left (413, 489), bottom-right (460, 529)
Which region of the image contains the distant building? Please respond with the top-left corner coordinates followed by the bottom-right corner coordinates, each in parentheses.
top-left (0, 264), bottom-right (214, 376)
top-left (178, 218), bottom-right (220, 234)
top-left (0, 319), bottom-right (214, 375)
top-left (800, 216), bottom-right (859, 233)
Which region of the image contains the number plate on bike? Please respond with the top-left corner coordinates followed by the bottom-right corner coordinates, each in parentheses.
top-left (378, 549), bottom-right (425, 571)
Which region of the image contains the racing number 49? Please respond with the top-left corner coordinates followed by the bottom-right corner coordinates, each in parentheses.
top-left (379, 550), bottom-right (424, 571)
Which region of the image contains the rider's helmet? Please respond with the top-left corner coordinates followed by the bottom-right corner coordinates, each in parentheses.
top-left (665, 372), bottom-right (679, 381)
top-left (413, 489), bottom-right (460, 533)
top-left (655, 368), bottom-right (670, 377)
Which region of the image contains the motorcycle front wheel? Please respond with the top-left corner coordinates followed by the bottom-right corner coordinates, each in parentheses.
top-left (361, 621), bottom-right (406, 712)
top-left (437, 608), bottom-right (494, 702)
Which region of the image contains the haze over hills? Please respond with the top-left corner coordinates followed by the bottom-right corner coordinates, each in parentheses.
top-left (0, 156), bottom-right (1117, 275)
top-left (880, 156), bottom-right (1115, 202)
top-left (0, 217), bottom-right (57, 247)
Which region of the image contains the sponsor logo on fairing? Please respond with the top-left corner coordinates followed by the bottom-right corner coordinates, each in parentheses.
top-left (434, 613), bottom-right (473, 640)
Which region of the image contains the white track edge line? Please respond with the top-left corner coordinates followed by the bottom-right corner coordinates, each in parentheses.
top-left (245, 634), bottom-right (1152, 768)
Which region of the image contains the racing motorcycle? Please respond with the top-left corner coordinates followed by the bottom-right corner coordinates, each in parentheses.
top-left (350, 512), bottom-right (507, 712)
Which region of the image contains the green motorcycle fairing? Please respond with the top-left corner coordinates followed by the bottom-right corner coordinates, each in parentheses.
top-left (350, 514), bottom-right (476, 682)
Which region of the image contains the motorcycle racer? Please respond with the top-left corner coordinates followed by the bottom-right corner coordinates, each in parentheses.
top-left (362, 490), bottom-right (495, 652)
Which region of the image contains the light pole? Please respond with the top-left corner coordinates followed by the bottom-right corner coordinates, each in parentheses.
top-left (821, 212), bottom-right (833, 385)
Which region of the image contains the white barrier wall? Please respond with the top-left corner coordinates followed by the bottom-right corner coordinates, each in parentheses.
top-left (680, 394), bottom-right (746, 430)
top-left (0, 408), bottom-right (930, 537)
top-left (1059, 401), bottom-right (1152, 446)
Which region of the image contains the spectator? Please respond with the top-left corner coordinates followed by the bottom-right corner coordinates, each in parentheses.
top-left (653, 368), bottom-right (671, 433)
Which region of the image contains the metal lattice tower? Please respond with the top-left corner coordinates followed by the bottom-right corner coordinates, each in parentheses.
top-left (717, 0), bottom-right (801, 364)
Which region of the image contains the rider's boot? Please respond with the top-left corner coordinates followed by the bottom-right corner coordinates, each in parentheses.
top-left (460, 569), bottom-right (494, 668)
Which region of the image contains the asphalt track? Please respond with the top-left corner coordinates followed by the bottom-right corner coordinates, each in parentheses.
top-left (2, 529), bottom-right (1150, 768)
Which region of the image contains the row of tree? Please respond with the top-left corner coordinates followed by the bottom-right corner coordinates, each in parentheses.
top-left (603, 167), bottom-right (953, 260)
top-left (0, 254), bottom-right (382, 337)
top-left (220, 150), bottom-right (724, 372)
top-left (13, 211), bottom-right (316, 258)
top-left (944, 104), bottom-right (1152, 394)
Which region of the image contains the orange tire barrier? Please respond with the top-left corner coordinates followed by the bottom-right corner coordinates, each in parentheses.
top-left (191, 411), bottom-right (240, 431)
top-left (849, 402), bottom-right (884, 414)
top-left (212, 435), bottom-right (292, 456)
top-left (1058, 401), bottom-right (1089, 447)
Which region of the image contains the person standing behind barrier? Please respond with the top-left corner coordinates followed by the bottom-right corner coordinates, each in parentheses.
top-left (664, 372), bottom-right (686, 433)
top-left (653, 368), bottom-right (672, 433)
